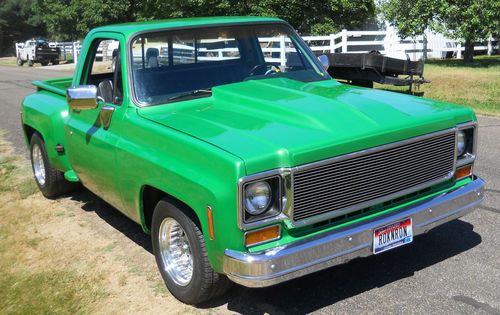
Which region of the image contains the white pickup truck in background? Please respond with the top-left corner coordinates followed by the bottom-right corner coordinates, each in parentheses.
top-left (16, 38), bottom-right (60, 67)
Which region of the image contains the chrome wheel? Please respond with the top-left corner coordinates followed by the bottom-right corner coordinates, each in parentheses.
top-left (158, 217), bottom-right (193, 286)
top-left (32, 144), bottom-right (46, 186)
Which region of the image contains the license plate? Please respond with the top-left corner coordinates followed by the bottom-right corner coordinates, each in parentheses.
top-left (373, 218), bottom-right (413, 254)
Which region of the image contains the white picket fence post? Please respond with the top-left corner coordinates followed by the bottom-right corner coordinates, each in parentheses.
top-left (457, 43), bottom-right (462, 59)
top-left (487, 35), bottom-right (493, 56)
top-left (329, 34), bottom-right (336, 53)
top-left (279, 35), bottom-right (287, 66)
top-left (341, 29), bottom-right (348, 53)
top-left (73, 42), bottom-right (79, 63)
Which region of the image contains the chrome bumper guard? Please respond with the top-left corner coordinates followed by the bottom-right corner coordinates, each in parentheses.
top-left (223, 177), bottom-right (485, 287)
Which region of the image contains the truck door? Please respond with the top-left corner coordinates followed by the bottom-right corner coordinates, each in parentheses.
top-left (65, 34), bottom-right (126, 210)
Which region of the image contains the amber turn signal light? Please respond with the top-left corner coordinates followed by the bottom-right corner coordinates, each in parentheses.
top-left (245, 225), bottom-right (280, 247)
top-left (455, 165), bottom-right (472, 180)
top-left (207, 206), bottom-right (215, 240)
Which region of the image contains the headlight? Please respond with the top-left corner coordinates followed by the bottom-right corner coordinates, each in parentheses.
top-left (240, 175), bottom-right (284, 227)
top-left (457, 130), bottom-right (466, 157)
top-left (244, 181), bottom-right (271, 215)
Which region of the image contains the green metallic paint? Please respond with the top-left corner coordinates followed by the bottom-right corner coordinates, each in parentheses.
top-left (138, 77), bottom-right (475, 174)
top-left (91, 16), bottom-right (283, 39)
top-left (20, 17), bottom-right (478, 273)
top-left (63, 170), bottom-right (79, 182)
top-left (22, 90), bottom-right (72, 171)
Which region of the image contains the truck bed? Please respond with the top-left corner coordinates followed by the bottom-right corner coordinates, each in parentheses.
top-left (32, 77), bottom-right (72, 96)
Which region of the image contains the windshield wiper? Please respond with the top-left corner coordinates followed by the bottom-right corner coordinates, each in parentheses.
top-left (167, 89), bottom-right (212, 102)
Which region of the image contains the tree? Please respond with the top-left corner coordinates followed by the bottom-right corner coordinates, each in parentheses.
top-left (0, 0), bottom-right (46, 56)
top-left (440, 0), bottom-right (499, 62)
top-left (1, 0), bottom-right (376, 56)
top-left (39, 0), bottom-right (137, 41)
top-left (381, 0), bottom-right (500, 61)
top-left (138, 0), bottom-right (376, 35)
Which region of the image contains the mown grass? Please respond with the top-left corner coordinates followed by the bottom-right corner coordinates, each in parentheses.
top-left (375, 55), bottom-right (500, 116)
top-left (0, 57), bottom-right (17, 66)
top-left (0, 132), bottom-right (106, 314)
top-left (0, 271), bottom-right (103, 314)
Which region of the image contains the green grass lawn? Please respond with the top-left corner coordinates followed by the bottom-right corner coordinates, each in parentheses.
top-left (375, 55), bottom-right (500, 116)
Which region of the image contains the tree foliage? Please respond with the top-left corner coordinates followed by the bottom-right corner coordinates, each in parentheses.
top-left (138, 0), bottom-right (375, 35)
top-left (1, 0), bottom-right (376, 56)
top-left (37, 0), bottom-right (136, 41)
top-left (0, 0), bottom-right (45, 55)
top-left (381, 0), bottom-right (500, 61)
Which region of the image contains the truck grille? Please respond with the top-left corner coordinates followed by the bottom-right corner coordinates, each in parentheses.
top-left (292, 130), bottom-right (456, 223)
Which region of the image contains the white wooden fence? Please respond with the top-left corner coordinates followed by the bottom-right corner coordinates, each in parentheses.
top-left (303, 29), bottom-right (497, 61)
top-left (16, 29), bottom-right (497, 63)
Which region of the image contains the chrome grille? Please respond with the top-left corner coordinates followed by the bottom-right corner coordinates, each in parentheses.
top-left (292, 131), bottom-right (456, 223)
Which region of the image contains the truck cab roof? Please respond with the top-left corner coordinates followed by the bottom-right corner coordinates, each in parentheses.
top-left (90, 16), bottom-right (284, 37)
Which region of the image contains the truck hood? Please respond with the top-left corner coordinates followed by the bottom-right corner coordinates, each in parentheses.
top-left (137, 78), bottom-right (474, 174)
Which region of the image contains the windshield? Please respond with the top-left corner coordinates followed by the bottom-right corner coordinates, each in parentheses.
top-left (130, 23), bottom-right (328, 105)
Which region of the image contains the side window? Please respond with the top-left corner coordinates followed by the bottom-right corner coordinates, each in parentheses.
top-left (82, 38), bottom-right (123, 105)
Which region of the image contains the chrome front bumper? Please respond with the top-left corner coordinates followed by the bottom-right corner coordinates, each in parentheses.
top-left (223, 177), bottom-right (485, 288)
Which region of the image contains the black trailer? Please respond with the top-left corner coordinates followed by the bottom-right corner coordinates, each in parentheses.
top-left (325, 52), bottom-right (428, 92)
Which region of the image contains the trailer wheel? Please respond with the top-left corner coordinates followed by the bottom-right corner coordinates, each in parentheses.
top-left (27, 58), bottom-right (34, 67)
top-left (17, 58), bottom-right (24, 66)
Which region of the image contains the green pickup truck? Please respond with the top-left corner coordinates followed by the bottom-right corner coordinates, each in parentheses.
top-left (21, 16), bottom-right (485, 304)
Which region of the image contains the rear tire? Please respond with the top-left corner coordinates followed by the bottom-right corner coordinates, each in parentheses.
top-left (30, 133), bottom-right (76, 198)
top-left (52, 60), bottom-right (59, 65)
top-left (27, 58), bottom-right (34, 67)
top-left (41, 61), bottom-right (48, 66)
top-left (151, 200), bottom-right (231, 304)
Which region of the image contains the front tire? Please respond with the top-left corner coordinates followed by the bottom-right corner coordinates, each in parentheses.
top-left (17, 58), bottom-right (24, 66)
top-left (151, 200), bottom-right (231, 304)
top-left (30, 133), bottom-right (75, 198)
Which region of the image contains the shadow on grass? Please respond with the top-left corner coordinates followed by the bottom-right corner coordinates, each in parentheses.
top-left (70, 188), bottom-right (153, 254)
top-left (426, 55), bottom-right (500, 68)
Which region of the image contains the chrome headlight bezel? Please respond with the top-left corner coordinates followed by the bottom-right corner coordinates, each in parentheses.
top-left (238, 169), bottom-right (291, 229)
top-left (456, 122), bottom-right (477, 168)
top-left (456, 130), bottom-right (467, 157)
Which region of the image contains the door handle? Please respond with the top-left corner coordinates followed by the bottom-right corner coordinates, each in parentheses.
top-left (99, 106), bottom-right (115, 130)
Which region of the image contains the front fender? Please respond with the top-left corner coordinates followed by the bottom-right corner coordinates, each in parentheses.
top-left (116, 108), bottom-right (248, 272)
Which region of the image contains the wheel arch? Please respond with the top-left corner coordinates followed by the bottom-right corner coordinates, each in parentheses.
top-left (140, 185), bottom-right (202, 234)
top-left (22, 123), bottom-right (39, 145)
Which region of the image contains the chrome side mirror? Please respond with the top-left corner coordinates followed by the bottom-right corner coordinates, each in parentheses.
top-left (67, 85), bottom-right (100, 110)
top-left (318, 55), bottom-right (330, 70)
